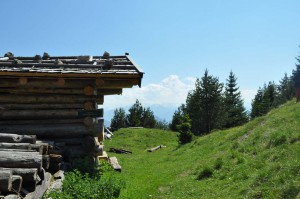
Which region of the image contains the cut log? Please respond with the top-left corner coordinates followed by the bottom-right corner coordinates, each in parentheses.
top-left (0, 143), bottom-right (43, 154)
top-left (0, 145), bottom-right (43, 154)
top-left (0, 170), bottom-right (12, 192)
top-left (147, 145), bottom-right (166, 152)
top-left (83, 85), bottom-right (96, 96)
top-left (48, 154), bottom-right (63, 173)
top-left (109, 157), bottom-right (121, 172)
top-left (34, 142), bottom-right (49, 155)
top-left (0, 122), bottom-right (104, 138)
top-left (19, 77), bottom-right (28, 85)
top-left (0, 168), bottom-right (38, 183)
top-left (0, 149), bottom-right (38, 153)
top-left (29, 144), bottom-right (44, 155)
top-left (0, 142), bottom-right (32, 150)
top-left (49, 154), bottom-right (63, 163)
top-left (0, 94), bottom-right (104, 104)
top-left (0, 151), bottom-right (42, 170)
top-left (0, 109), bottom-right (103, 120)
top-left (0, 133), bottom-right (36, 144)
top-left (109, 148), bottom-right (132, 154)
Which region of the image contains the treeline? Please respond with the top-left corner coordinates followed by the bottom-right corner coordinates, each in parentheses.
top-left (172, 50), bottom-right (300, 144)
top-left (110, 99), bottom-right (169, 131)
top-left (171, 70), bottom-right (248, 142)
top-left (251, 54), bottom-right (300, 118)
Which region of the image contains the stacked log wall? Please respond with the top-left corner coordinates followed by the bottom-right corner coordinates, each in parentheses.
top-left (0, 76), bottom-right (114, 198)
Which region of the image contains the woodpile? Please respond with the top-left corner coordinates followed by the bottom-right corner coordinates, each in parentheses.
top-left (0, 133), bottom-right (54, 198)
top-left (0, 52), bottom-right (143, 198)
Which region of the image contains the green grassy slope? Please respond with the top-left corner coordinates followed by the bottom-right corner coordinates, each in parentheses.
top-left (105, 100), bottom-right (300, 199)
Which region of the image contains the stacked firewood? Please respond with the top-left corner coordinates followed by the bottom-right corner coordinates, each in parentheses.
top-left (0, 133), bottom-right (60, 198)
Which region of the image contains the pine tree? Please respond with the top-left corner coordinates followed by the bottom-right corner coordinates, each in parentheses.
top-left (110, 108), bottom-right (127, 131)
top-left (251, 87), bottom-right (264, 119)
top-left (186, 69), bottom-right (224, 135)
top-left (126, 99), bottom-right (143, 127)
top-left (224, 71), bottom-right (248, 128)
top-left (141, 107), bottom-right (156, 128)
top-left (262, 82), bottom-right (277, 110)
top-left (293, 50), bottom-right (300, 102)
top-left (251, 82), bottom-right (277, 119)
top-left (177, 114), bottom-right (193, 144)
top-left (170, 104), bottom-right (186, 131)
top-left (274, 73), bottom-right (294, 106)
top-left (292, 51), bottom-right (300, 85)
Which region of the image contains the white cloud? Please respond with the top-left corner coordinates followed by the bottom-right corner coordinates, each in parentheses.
top-left (241, 89), bottom-right (257, 110)
top-left (102, 75), bottom-right (257, 111)
top-left (103, 75), bottom-right (196, 110)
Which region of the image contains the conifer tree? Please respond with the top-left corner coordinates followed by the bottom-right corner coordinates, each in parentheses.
top-left (142, 107), bottom-right (156, 128)
top-left (251, 87), bottom-right (264, 119)
top-left (126, 99), bottom-right (143, 127)
top-left (186, 69), bottom-right (224, 135)
top-left (293, 51), bottom-right (300, 102)
top-left (251, 82), bottom-right (277, 119)
top-left (170, 104), bottom-right (186, 131)
top-left (292, 51), bottom-right (300, 84)
top-left (177, 114), bottom-right (193, 144)
top-left (224, 71), bottom-right (248, 128)
top-left (110, 108), bottom-right (127, 131)
top-left (274, 73), bottom-right (294, 106)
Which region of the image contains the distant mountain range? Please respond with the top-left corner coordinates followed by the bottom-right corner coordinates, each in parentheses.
top-left (103, 104), bottom-right (177, 127)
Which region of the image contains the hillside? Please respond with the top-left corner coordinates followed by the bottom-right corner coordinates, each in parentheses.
top-left (105, 100), bottom-right (300, 199)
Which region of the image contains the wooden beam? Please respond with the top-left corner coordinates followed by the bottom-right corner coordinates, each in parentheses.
top-left (0, 77), bottom-right (139, 89)
top-left (0, 94), bottom-right (104, 104)
top-left (0, 109), bottom-right (103, 120)
top-left (0, 121), bottom-right (104, 138)
top-left (0, 151), bottom-right (43, 170)
top-left (0, 77), bottom-right (139, 88)
top-left (0, 133), bottom-right (36, 144)
top-left (0, 101), bottom-right (96, 110)
top-left (0, 168), bottom-right (37, 184)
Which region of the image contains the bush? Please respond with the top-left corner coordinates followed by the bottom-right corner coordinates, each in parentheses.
top-left (197, 167), bottom-right (214, 180)
top-left (177, 114), bottom-right (193, 144)
top-left (214, 158), bottom-right (223, 170)
top-left (178, 129), bottom-right (193, 145)
top-left (46, 161), bottom-right (125, 199)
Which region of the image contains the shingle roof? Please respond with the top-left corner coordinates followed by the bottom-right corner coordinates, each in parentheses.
top-left (0, 53), bottom-right (144, 77)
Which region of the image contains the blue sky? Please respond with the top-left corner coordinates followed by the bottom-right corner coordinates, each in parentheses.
top-left (1, 1), bottom-right (300, 120)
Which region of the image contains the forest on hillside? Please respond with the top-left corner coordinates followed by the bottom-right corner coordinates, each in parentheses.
top-left (111, 49), bottom-right (300, 144)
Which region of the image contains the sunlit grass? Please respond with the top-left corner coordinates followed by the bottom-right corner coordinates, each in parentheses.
top-left (105, 100), bottom-right (300, 198)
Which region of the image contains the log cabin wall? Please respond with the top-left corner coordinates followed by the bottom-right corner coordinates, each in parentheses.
top-left (0, 52), bottom-right (143, 197)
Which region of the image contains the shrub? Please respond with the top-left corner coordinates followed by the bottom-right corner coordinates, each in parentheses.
top-left (46, 161), bottom-right (125, 199)
top-left (177, 114), bottom-right (193, 144)
top-left (197, 167), bottom-right (214, 180)
top-left (214, 158), bottom-right (223, 170)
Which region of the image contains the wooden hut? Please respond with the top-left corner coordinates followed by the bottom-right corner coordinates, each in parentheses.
top-left (0, 52), bottom-right (143, 197)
